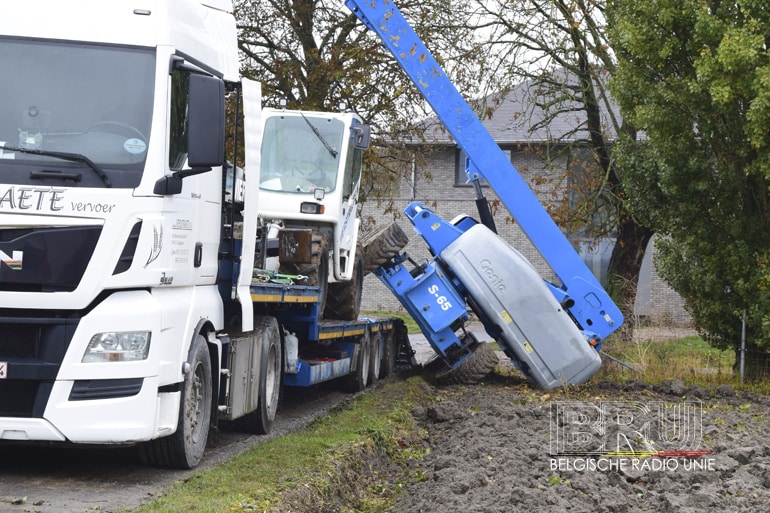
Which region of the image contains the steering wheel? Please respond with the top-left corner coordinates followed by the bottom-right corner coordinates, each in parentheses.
top-left (87, 121), bottom-right (146, 141)
top-left (293, 160), bottom-right (335, 191)
top-left (282, 176), bottom-right (317, 193)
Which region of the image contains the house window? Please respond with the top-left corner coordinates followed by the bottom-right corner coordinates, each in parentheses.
top-left (454, 146), bottom-right (511, 186)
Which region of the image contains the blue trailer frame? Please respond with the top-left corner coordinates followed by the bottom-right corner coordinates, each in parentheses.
top-left (249, 282), bottom-right (412, 387)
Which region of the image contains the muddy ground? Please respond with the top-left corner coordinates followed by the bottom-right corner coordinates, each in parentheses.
top-left (388, 374), bottom-right (770, 513)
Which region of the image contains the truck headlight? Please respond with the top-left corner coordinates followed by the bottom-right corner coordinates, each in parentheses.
top-left (82, 331), bottom-right (151, 362)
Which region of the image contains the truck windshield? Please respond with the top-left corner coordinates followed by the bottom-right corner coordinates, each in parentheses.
top-left (260, 115), bottom-right (344, 194)
top-left (0, 38), bottom-right (155, 188)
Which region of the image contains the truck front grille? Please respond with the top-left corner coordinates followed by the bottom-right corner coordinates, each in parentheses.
top-left (0, 315), bottom-right (79, 418)
top-left (0, 225), bottom-right (101, 292)
top-left (0, 381), bottom-right (52, 417)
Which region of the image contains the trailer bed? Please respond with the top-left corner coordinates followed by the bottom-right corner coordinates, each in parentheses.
top-left (249, 281), bottom-right (415, 387)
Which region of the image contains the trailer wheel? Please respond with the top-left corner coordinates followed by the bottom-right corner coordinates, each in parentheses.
top-left (240, 316), bottom-right (283, 435)
top-left (424, 334), bottom-right (499, 386)
top-left (324, 249), bottom-right (364, 320)
top-left (341, 327), bottom-right (371, 392)
top-left (379, 326), bottom-right (398, 378)
top-left (362, 221), bottom-right (409, 274)
top-left (369, 327), bottom-right (382, 385)
top-left (280, 234), bottom-right (329, 315)
top-left (138, 334), bottom-right (212, 469)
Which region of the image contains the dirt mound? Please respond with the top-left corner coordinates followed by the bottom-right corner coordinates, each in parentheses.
top-left (390, 375), bottom-right (770, 513)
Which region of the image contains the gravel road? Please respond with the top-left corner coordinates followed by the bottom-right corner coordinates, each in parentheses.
top-left (0, 385), bottom-right (352, 513)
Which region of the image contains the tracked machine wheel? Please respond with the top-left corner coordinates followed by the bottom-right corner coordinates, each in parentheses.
top-left (361, 221), bottom-right (409, 274)
top-left (324, 249), bottom-right (364, 320)
top-left (424, 334), bottom-right (499, 386)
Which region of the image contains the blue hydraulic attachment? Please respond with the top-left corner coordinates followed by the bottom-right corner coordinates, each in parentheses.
top-left (348, 0), bottom-right (625, 388)
top-left (346, 0), bottom-right (623, 342)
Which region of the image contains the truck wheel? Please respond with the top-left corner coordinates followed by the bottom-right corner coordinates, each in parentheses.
top-left (241, 316), bottom-right (283, 435)
top-left (362, 221), bottom-right (409, 274)
top-left (324, 250), bottom-right (363, 320)
top-left (340, 327), bottom-right (371, 392)
top-left (424, 334), bottom-right (499, 386)
top-left (280, 234), bottom-right (329, 314)
top-left (138, 334), bottom-right (212, 469)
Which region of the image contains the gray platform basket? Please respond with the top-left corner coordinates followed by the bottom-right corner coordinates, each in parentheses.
top-left (440, 224), bottom-right (601, 389)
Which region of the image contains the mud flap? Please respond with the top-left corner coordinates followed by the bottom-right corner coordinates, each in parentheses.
top-left (391, 318), bottom-right (418, 371)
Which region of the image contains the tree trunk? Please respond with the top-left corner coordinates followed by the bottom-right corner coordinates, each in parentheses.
top-left (735, 338), bottom-right (770, 381)
top-left (606, 219), bottom-right (654, 342)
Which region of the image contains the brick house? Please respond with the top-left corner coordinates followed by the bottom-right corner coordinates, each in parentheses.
top-left (359, 76), bottom-right (690, 326)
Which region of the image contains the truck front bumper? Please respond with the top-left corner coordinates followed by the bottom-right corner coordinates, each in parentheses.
top-left (0, 376), bottom-right (180, 443)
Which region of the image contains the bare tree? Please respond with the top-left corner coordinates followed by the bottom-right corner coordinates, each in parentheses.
top-left (235, 0), bottom-right (486, 216)
top-left (458, 0), bottom-right (653, 332)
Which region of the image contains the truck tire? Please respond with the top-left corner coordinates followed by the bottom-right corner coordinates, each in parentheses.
top-left (280, 234), bottom-right (329, 315)
top-left (324, 250), bottom-right (364, 320)
top-left (241, 316), bottom-right (283, 435)
top-left (362, 221), bottom-right (409, 275)
top-left (424, 335), bottom-right (499, 386)
top-left (340, 327), bottom-right (371, 392)
top-left (139, 334), bottom-right (212, 469)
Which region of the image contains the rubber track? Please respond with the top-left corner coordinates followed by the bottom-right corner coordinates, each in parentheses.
top-left (427, 343), bottom-right (500, 386)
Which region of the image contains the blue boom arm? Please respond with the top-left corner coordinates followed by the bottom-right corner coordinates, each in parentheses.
top-left (346, 0), bottom-right (622, 340)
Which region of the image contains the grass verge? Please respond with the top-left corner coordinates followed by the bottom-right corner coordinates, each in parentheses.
top-left (361, 310), bottom-right (420, 334)
top-left (597, 333), bottom-right (770, 395)
top-left (129, 378), bottom-right (434, 513)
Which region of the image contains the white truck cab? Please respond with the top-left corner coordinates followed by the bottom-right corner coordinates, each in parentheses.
top-left (0, 0), bottom-right (402, 470)
top-left (0, 0), bottom-right (244, 466)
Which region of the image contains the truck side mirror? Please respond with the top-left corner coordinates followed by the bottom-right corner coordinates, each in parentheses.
top-left (156, 72), bottom-right (225, 195)
top-left (154, 174), bottom-right (183, 195)
top-left (187, 73), bottom-right (225, 168)
top-left (352, 124), bottom-right (371, 150)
